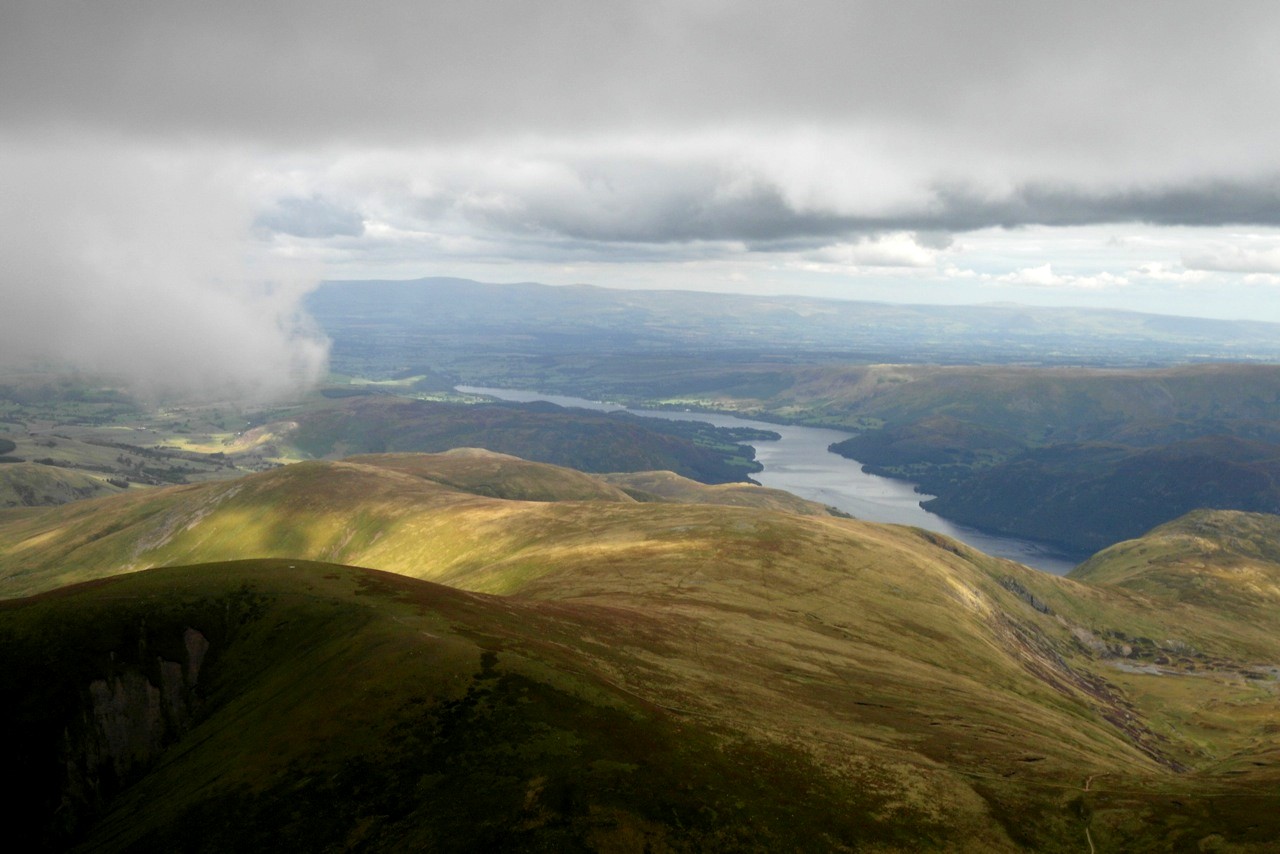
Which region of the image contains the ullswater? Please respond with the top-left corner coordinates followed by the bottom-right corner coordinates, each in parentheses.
top-left (457, 386), bottom-right (1087, 574)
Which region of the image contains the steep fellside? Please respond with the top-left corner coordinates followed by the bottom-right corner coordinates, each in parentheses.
top-left (920, 437), bottom-right (1280, 553)
top-left (6, 561), bottom-right (994, 852)
top-left (1064, 510), bottom-right (1280, 785)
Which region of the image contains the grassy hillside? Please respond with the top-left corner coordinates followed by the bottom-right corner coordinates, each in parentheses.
top-left (0, 450), bottom-right (843, 600)
top-left (0, 461), bottom-right (124, 507)
top-left (5, 560), bottom-right (963, 851)
top-left (363, 448), bottom-right (638, 503)
top-left (598, 469), bottom-right (842, 516)
top-left (2, 453), bottom-right (1280, 848)
top-left (1072, 509), bottom-right (1280, 615)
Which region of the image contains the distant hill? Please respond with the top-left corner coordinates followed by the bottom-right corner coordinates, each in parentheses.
top-left (307, 277), bottom-right (1280, 370)
top-left (599, 469), bottom-right (841, 516)
top-left (303, 279), bottom-right (1280, 555)
top-left (361, 358), bottom-right (1280, 555)
top-left (0, 382), bottom-right (773, 515)
top-left (918, 437), bottom-right (1280, 552)
top-left (0, 461), bottom-right (123, 507)
top-left (0, 450), bottom-right (826, 598)
top-left (1072, 509), bottom-right (1280, 622)
top-left (286, 394), bottom-right (765, 483)
top-left (804, 364), bottom-right (1280, 551)
top-left (1, 454), bottom-right (1279, 850)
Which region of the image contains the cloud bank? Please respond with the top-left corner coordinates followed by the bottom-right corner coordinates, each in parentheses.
top-left (0, 136), bottom-right (328, 400)
top-left (4, 0), bottom-right (1280, 336)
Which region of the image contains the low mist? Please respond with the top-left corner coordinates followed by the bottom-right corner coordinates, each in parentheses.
top-left (0, 136), bottom-right (329, 402)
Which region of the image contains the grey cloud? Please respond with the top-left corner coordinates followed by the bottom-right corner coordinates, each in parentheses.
top-left (255, 196), bottom-right (365, 238)
top-left (912, 232), bottom-right (955, 251)
top-left (0, 136), bottom-right (329, 401)
top-left (6, 0), bottom-right (1280, 337)
top-left (428, 163), bottom-right (1280, 247)
top-left (7, 1), bottom-right (1280, 236)
top-left (3, 0), bottom-right (1278, 161)
top-left (923, 181), bottom-right (1280, 231)
top-left (463, 169), bottom-right (849, 244)
top-left (804, 180), bottom-right (1280, 235)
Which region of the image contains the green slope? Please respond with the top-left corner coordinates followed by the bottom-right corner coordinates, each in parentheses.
top-left (2, 455), bottom-right (1279, 849)
top-left (5, 557), bottom-right (1273, 852)
top-left (5, 560), bottom-right (980, 852)
top-left (598, 469), bottom-right (842, 515)
top-left (0, 461), bottom-right (124, 507)
top-left (354, 448), bottom-right (639, 503)
top-left (1072, 509), bottom-right (1280, 640)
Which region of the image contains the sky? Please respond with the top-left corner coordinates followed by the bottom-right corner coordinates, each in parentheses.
top-left (3, 1), bottom-right (1280, 396)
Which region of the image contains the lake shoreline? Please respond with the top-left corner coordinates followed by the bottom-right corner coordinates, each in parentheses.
top-left (457, 385), bottom-right (1087, 575)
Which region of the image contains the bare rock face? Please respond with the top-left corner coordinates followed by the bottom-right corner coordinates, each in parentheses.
top-left (87, 670), bottom-right (165, 781)
top-left (57, 628), bottom-right (210, 838)
top-left (184, 627), bottom-right (210, 686)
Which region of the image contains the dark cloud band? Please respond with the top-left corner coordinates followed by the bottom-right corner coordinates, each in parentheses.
top-left (449, 174), bottom-right (1280, 247)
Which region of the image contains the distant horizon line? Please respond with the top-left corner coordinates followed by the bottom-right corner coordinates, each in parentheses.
top-left (316, 274), bottom-right (1277, 328)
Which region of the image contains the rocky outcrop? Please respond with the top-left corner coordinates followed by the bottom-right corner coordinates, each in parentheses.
top-left (56, 627), bottom-right (210, 840)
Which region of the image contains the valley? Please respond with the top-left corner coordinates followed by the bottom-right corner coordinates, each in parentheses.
top-left (12, 1), bottom-right (1280, 850)
top-left (461, 385), bottom-right (1086, 573)
top-left (309, 279), bottom-right (1280, 555)
top-left (13, 4), bottom-right (1280, 850)
top-left (3, 279), bottom-right (1280, 849)
top-left (0, 376), bottom-right (770, 512)
top-left (8, 281), bottom-right (1280, 561)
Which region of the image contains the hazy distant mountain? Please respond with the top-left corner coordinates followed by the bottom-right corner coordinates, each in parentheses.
top-left (308, 277), bottom-right (1280, 369)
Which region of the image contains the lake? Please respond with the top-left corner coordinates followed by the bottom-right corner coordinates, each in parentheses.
top-left (457, 386), bottom-right (1087, 575)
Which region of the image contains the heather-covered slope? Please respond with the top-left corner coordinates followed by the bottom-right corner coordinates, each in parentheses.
top-left (1072, 508), bottom-right (1280, 626)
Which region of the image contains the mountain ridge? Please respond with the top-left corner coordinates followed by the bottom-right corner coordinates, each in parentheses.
top-left (311, 277), bottom-right (1280, 364)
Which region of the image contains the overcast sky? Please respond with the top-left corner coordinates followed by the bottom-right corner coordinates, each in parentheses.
top-left (3, 1), bottom-right (1280, 394)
